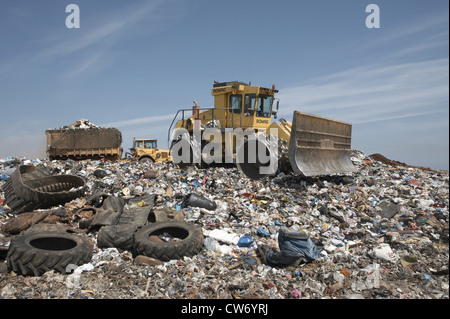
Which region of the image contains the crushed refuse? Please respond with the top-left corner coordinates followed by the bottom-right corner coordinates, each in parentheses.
top-left (0, 150), bottom-right (448, 299)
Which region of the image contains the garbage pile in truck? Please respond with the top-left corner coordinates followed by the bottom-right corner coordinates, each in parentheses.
top-left (45, 119), bottom-right (123, 161)
top-left (0, 149), bottom-right (448, 299)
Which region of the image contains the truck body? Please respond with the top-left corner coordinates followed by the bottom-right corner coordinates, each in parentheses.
top-left (46, 120), bottom-right (122, 160)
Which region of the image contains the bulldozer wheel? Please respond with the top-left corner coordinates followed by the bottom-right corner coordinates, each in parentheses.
top-left (139, 156), bottom-right (155, 163)
top-left (133, 221), bottom-right (203, 261)
top-left (6, 232), bottom-right (93, 276)
top-left (236, 135), bottom-right (278, 180)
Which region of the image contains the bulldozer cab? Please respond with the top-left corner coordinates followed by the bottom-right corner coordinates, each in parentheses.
top-left (134, 139), bottom-right (157, 150)
top-left (211, 81), bottom-right (277, 130)
top-left (169, 81), bottom-right (278, 134)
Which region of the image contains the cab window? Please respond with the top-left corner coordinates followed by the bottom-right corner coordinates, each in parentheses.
top-left (244, 94), bottom-right (256, 116)
top-left (256, 95), bottom-right (274, 118)
top-left (135, 141), bottom-right (143, 148)
top-left (144, 140), bottom-right (156, 149)
top-left (229, 94), bottom-right (242, 113)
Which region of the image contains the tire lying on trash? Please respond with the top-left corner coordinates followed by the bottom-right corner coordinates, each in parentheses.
top-left (133, 221), bottom-right (204, 261)
top-left (7, 232), bottom-right (93, 276)
top-left (97, 224), bottom-right (139, 251)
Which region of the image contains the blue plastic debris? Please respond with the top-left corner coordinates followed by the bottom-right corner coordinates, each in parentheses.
top-left (423, 273), bottom-right (433, 281)
top-left (237, 235), bottom-right (254, 247)
top-left (257, 228), bottom-right (270, 237)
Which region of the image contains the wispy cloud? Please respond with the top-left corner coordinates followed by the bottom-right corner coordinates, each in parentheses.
top-left (278, 58), bottom-right (449, 124)
top-left (34, 0), bottom-right (172, 77)
top-left (101, 113), bottom-right (176, 128)
top-left (64, 49), bottom-right (112, 78)
top-left (361, 12), bottom-right (448, 50)
top-left (102, 115), bottom-right (176, 149)
top-left (39, 1), bottom-right (163, 59)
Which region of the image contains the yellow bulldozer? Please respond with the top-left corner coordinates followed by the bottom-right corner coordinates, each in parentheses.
top-left (125, 138), bottom-right (172, 163)
top-left (168, 81), bottom-right (357, 179)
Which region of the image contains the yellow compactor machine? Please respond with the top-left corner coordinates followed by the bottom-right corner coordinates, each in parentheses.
top-left (126, 138), bottom-right (171, 163)
top-left (168, 81), bottom-right (357, 180)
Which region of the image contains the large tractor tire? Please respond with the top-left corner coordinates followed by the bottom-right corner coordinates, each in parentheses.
top-left (2, 165), bottom-right (85, 214)
top-left (7, 232), bottom-right (93, 276)
top-left (133, 221), bottom-right (203, 261)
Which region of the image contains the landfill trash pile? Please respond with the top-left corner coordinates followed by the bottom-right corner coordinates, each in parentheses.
top-left (60, 119), bottom-right (101, 130)
top-left (0, 150), bottom-right (448, 299)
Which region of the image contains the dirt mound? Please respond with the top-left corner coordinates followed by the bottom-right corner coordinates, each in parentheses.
top-left (368, 153), bottom-right (439, 173)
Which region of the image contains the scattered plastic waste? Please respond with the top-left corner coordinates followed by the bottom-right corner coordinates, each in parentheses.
top-left (288, 288), bottom-right (302, 299)
top-left (237, 235), bottom-right (254, 247)
top-left (261, 227), bottom-right (323, 268)
top-left (181, 193), bottom-right (217, 210)
top-left (205, 229), bottom-right (239, 245)
top-left (373, 244), bottom-right (398, 263)
top-left (0, 149), bottom-right (448, 300)
top-left (257, 228), bottom-right (270, 237)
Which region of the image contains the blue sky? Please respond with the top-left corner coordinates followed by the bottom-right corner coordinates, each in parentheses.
top-left (0, 0), bottom-right (448, 170)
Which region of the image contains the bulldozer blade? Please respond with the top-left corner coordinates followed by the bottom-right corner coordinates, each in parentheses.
top-left (288, 111), bottom-right (357, 176)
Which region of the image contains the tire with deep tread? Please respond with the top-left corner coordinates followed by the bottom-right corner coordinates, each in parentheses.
top-left (97, 224), bottom-right (138, 251)
top-left (2, 165), bottom-right (86, 214)
top-left (6, 232), bottom-right (93, 276)
top-left (133, 221), bottom-right (203, 261)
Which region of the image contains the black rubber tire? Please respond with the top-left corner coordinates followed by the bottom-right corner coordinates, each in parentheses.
top-left (97, 224), bottom-right (138, 251)
top-left (2, 165), bottom-right (85, 214)
top-left (133, 221), bottom-right (204, 261)
top-left (6, 232), bottom-right (93, 276)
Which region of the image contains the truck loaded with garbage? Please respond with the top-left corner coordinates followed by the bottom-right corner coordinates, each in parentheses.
top-left (45, 119), bottom-right (123, 161)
